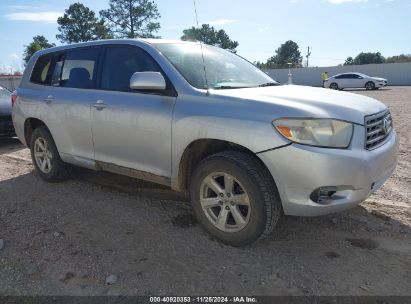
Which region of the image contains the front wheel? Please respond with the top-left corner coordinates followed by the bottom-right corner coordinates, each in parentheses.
top-left (190, 151), bottom-right (282, 246)
top-left (365, 81), bottom-right (375, 90)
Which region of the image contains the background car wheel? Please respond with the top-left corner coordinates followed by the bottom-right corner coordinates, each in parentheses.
top-left (190, 151), bottom-right (282, 246)
top-left (329, 83), bottom-right (339, 90)
top-left (365, 81), bottom-right (375, 90)
top-left (30, 126), bottom-right (71, 182)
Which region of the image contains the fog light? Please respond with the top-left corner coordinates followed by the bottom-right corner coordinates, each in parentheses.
top-left (310, 186), bottom-right (338, 205)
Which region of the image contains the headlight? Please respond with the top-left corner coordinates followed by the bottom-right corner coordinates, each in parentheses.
top-left (273, 118), bottom-right (353, 148)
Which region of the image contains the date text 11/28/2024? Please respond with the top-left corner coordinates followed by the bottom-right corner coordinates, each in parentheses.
top-left (149, 297), bottom-right (257, 303)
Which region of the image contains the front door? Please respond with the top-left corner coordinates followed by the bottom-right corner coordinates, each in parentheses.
top-left (91, 45), bottom-right (176, 179)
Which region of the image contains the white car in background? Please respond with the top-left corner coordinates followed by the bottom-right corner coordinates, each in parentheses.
top-left (324, 73), bottom-right (388, 90)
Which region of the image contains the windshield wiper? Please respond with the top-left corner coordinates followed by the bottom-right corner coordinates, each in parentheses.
top-left (213, 85), bottom-right (251, 90)
top-left (258, 82), bottom-right (280, 87)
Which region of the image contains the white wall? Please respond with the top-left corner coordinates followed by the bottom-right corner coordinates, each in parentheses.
top-left (0, 76), bottom-right (21, 91)
top-left (266, 62), bottom-right (411, 87)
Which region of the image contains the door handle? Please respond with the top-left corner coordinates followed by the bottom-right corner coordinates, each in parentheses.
top-left (43, 95), bottom-right (55, 103)
top-left (92, 100), bottom-right (107, 110)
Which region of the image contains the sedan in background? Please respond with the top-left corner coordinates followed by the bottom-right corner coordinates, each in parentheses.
top-left (0, 86), bottom-right (15, 138)
top-left (324, 73), bottom-right (388, 90)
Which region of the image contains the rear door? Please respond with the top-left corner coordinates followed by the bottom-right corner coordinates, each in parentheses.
top-left (90, 45), bottom-right (176, 179)
top-left (344, 74), bottom-right (359, 88)
top-left (334, 74), bottom-right (347, 88)
top-left (44, 47), bottom-right (101, 161)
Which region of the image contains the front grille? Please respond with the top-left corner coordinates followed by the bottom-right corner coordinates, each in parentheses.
top-left (365, 109), bottom-right (393, 150)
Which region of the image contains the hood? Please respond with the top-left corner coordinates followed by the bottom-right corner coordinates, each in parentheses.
top-left (210, 85), bottom-right (387, 125)
top-left (371, 77), bottom-right (387, 81)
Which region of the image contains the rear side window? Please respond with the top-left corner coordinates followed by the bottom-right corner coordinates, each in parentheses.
top-left (101, 46), bottom-right (161, 92)
top-left (336, 74), bottom-right (350, 79)
top-left (60, 48), bottom-right (99, 89)
top-left (30, 54), bottom-right (53, 85)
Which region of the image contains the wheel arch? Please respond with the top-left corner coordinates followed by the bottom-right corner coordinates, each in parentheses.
top-left (175, 138), bottom-right (275, 196)
top-left (24, 118), bottom-right (49, 148)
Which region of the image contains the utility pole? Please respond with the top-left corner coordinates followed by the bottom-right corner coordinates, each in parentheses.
top-left (306, 46), bottom-right (311, 68)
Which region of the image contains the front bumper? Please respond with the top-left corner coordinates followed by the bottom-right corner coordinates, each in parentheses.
top-left (258, 125), bottom-right (398, 216)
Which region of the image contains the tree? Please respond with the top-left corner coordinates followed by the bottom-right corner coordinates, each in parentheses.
top-left (266, 40), bottom-right (302, 69)
top-left (23, 35), bottom-right (56, 64)
top-left (181, 24), bottom-right (239, 52)
top-left (385, 54), bottom-right (411, 63)
top-left (253, 61), bottom-right (268, 69)
top-left (344, 56), bottom-right (354, 65)
top-left (344, 52), bottom-right (385, 65)
top-left (100, 0), bottom-right (161, 38)
top-left (57, 2), bottom-right (112, 43)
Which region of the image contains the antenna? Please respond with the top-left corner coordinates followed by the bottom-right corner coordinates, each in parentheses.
top-left (192, 0), bottom-right (210, 94)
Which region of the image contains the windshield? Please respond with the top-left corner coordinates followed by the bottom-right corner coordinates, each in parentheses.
top-left (154, 43), bottom-right (277, 89)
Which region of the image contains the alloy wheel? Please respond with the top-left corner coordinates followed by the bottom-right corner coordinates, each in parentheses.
top-left (34, 137), bottom-right (53, 174)
top-left (200, 172), bottom-right (251, 232)
top-left (366, 82), bottom-right (375, 90)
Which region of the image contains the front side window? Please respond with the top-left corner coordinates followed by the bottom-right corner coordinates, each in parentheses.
top-left (154, 43), bottom-right (276, 89)
top-left (30, 54), bottom-right (53, 85)
top-left (60, 48), bottom-right (99, 89)
top-left (101, 46), bottom-right (162, 92)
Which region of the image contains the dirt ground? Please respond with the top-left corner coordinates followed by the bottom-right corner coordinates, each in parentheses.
top-left (0, 86), bottom-right (410, 296)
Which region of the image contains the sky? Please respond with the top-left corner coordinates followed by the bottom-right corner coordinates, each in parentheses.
top-left (0, 0), bottom-right (410, 72)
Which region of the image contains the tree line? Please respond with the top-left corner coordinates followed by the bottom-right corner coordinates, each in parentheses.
top-left (22, 0), bottom-right (411, 68)
top-left (344, 52), bottom-right (411, 65)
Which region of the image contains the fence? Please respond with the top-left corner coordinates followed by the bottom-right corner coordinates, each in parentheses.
top-left (265, 62), bottom-right (411, 87)
top-left (0, 76), bottom-right (22, 91)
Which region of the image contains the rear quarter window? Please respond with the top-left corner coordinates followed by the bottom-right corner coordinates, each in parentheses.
top-left (30, 54), bottom-right (54, 85)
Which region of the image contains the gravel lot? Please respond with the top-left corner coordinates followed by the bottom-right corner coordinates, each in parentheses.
top-left (0, 86), bottom-right (410, 296)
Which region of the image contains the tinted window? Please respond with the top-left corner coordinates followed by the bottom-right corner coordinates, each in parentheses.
top-left (60, 48), bottom-right (99, 89)
top-left (101, 46), bottom-right (161, 92)
top-left (30, 54), bottom-right (54, 85)
top-left (335, 74), bottom-right (345, 79)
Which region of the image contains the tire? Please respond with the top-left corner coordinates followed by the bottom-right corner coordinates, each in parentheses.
top-left (329, 83), bottom-right (339, 90)
top-left (30, 126), bottom-right (71, 182)
top-left (365, 81), bottom-right (375, 90)
top-left (190, 151), bottom-right (282, 246)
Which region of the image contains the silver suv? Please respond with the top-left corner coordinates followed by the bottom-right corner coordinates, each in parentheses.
top-left (13, 39), bottom-right (398, 246)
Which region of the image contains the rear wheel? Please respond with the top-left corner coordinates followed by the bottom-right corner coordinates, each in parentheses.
top-left (329, 82), bottom-right (339, 90)
top-left (365, 81), bottom-right (375, 90)
top-left (30, 126), bottom-right (71, 182)
top-left (190, 151), bottom-right (282, 246)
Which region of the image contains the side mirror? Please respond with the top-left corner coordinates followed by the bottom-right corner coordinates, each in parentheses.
top-left (130, 72), bottom-right (166, 91)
